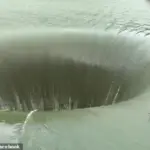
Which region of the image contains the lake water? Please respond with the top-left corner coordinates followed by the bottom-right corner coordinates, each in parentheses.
top-left (0, 0), bottom-right (150, 150)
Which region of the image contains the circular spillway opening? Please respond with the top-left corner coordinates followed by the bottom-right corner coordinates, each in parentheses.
top-left (0, 29), bottom-right (149, 111)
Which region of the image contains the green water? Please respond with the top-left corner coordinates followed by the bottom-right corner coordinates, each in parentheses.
top-left (0, 0), bottom-right (150, 149)
top-left (0, 111), bottom-right (26, 124)
top-left (1, 95), bottom-right (150, 150)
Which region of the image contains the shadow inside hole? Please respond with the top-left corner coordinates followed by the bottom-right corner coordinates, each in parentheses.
top-left (0, 54), bottom-right (145, 111)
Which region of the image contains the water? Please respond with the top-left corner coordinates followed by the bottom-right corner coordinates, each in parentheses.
top-left (0, 0), bottom-right (150, 149)
top-left (0, 0), bottom-right (150, 32)
top-left (1, 92), bottom-right (150, 150)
